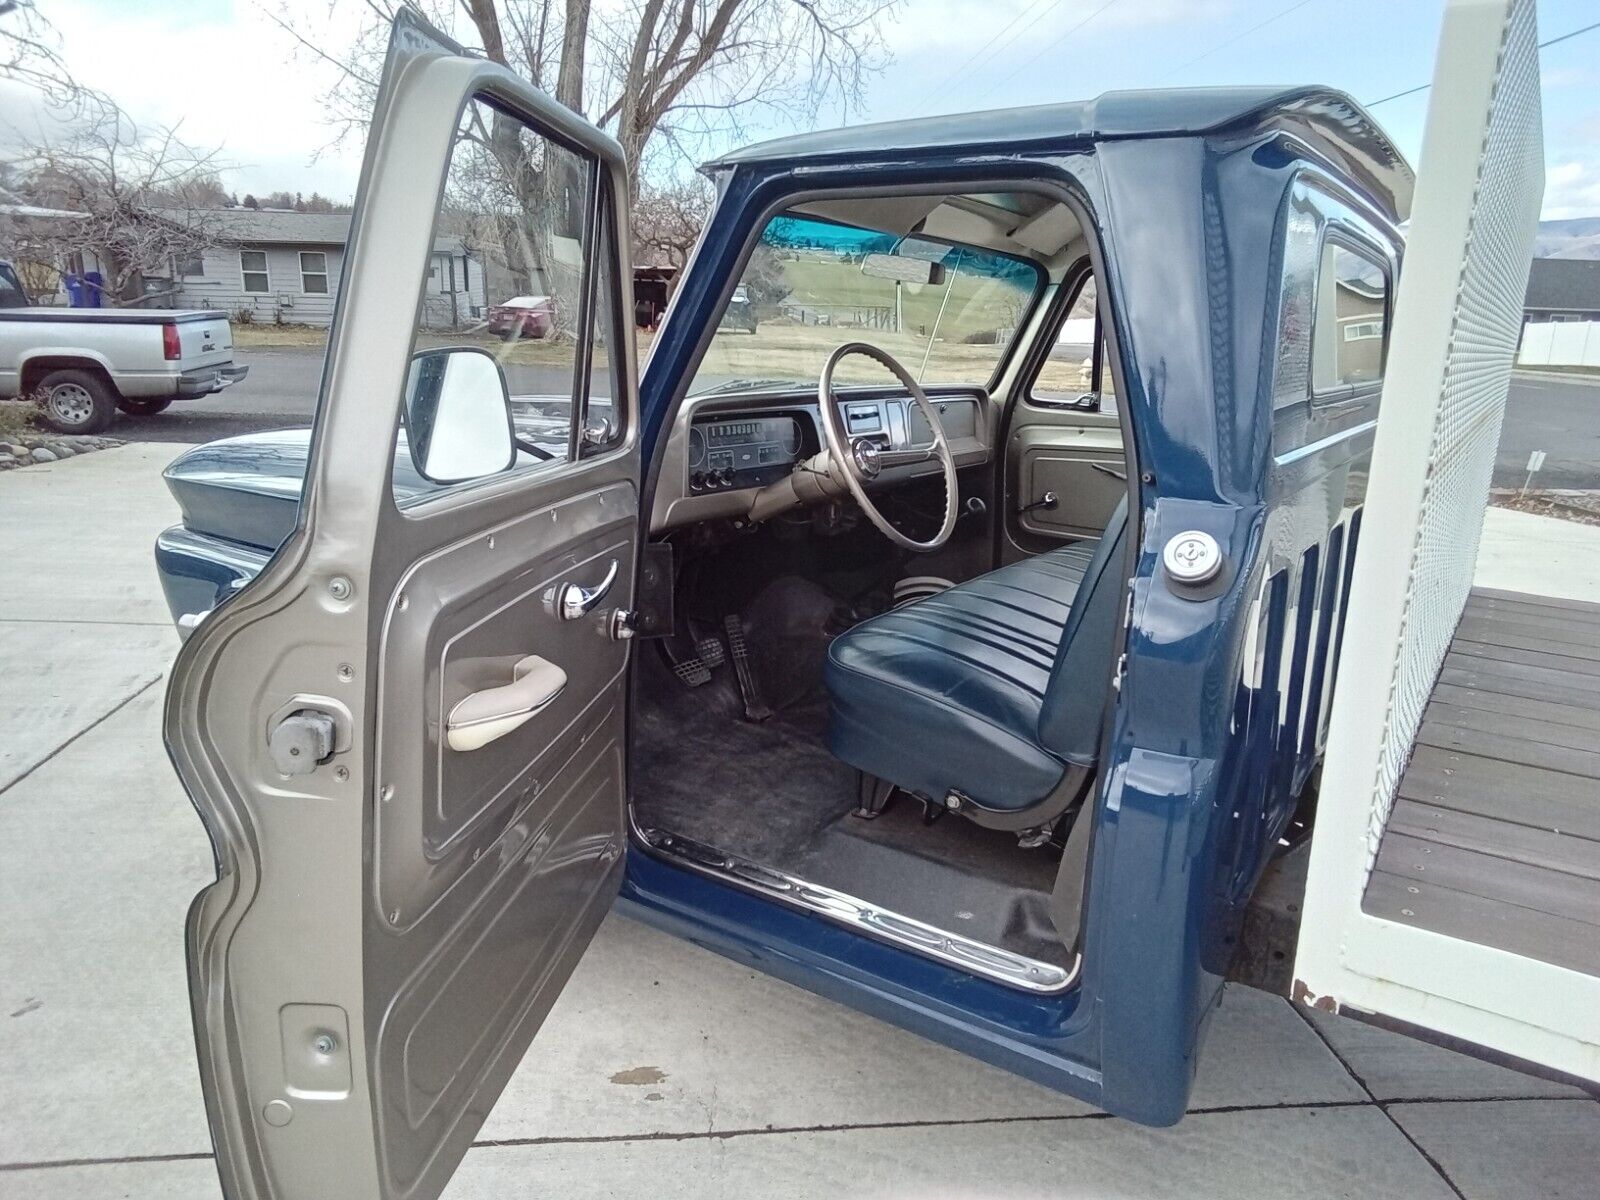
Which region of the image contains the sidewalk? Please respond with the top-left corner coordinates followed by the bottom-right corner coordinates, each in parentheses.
top-left (0, 446), bottom-right (1595, 1199)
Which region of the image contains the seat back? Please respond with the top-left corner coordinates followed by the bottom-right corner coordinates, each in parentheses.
top-left (1036, 496), bottom-right (1129, 767)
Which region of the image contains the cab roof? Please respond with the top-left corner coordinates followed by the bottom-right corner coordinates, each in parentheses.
top-left (707, 86), bottom-right (1414, 222)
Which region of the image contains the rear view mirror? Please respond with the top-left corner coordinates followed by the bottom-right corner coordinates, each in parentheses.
top-left (860, 252), bottom-right (946, 286)
top-left (403, 348), bottom-right (516, 483)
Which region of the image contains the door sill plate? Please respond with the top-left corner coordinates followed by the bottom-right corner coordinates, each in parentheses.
top-left (637, 826), bottom-right (1080, 994)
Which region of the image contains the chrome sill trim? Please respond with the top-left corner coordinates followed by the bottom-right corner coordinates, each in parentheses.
top-left (638, 826), bottom-right (1081, 995)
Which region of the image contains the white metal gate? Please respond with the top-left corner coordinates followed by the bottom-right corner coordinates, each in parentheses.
top-left (1295, 0), bottom-right (1599, 1081)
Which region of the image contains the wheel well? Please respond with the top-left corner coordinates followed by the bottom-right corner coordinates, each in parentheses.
top-left (21, 356), bottom-right (114, 397)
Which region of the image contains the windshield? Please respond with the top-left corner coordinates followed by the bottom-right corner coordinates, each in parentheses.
top-left (688, 211), bottom-right (1043, 396)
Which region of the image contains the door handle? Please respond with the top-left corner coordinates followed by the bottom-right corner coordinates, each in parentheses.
top-left (556, 560), bottom-right (618, 620)
top-left (446, 655), bottom-right (567, 752)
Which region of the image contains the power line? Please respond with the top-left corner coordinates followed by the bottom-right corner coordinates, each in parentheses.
top-left (1157, 0), bottom-right (1316, 85)
top-left (968, 0), bottom-right (1123, 107)
top-left (1367, 18), bottom-right (1600, 107)
top-left (925, 0), bottom-right (1059, 110)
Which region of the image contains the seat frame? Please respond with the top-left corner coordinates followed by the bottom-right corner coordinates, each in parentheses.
top-left (855, 762), bottom-right (1093, 834)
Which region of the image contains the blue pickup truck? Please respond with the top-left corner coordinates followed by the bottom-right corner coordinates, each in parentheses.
top-left (150, 7), bottom-right (1556, 1199)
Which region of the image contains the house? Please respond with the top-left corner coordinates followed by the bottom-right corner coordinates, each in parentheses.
top-left (1523, 256), bottom-right (1600, 323)
top-left (159, 209), bottom-right (506, 329)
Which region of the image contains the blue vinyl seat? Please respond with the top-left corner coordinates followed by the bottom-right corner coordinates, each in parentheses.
top-left (825, 499), bottom-right (1128, 829)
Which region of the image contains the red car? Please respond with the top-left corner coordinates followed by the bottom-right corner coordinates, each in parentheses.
top-left (486, 294), bottom-right (553, 338)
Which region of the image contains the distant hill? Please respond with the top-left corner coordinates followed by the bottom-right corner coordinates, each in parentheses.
top-left (1536, 217), bottom-right (1600, 260)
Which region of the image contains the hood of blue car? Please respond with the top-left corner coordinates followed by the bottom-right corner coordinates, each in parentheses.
top-left (163, 427), bottom-right (443, 552)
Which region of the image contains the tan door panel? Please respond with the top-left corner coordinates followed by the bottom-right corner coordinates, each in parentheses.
top-left (1009, 420), bottom-right (1126, 544)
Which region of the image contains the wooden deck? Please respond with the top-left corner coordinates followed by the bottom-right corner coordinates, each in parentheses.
top-left (1362, 587), bottom-right (1600, 977)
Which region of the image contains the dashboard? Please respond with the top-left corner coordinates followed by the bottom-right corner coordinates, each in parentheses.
top-left (651, 386), bottom-right (993, 533)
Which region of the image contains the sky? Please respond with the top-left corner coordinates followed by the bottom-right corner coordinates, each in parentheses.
top-left (2, 0), bottom-right (1596, 219)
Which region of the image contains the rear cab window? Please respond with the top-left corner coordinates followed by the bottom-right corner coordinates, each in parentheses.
top-left (0, 262), bottom-right (29, 308)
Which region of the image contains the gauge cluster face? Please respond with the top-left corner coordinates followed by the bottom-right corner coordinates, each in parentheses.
top-left (687, 414), bottom-right (805, 492)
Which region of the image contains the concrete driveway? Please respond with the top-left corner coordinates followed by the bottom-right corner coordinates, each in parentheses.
top-left (0, 445), bottom-right (1595, 1199)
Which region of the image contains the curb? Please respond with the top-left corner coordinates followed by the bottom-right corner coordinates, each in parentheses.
top-left (1512, 369), bottom-right (1600, 387)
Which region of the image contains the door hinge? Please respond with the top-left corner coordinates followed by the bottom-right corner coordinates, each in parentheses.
top-left (268, 709), bottom-right (338, 776)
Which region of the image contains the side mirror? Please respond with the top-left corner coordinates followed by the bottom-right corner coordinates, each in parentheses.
top-left (403, 347), bottom-right (516, 483)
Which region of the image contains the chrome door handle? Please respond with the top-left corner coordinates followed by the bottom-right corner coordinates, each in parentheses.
top-left (557, 560), bottom-right (618, 620)
top-left (446, 655), bottom-right (567, 752)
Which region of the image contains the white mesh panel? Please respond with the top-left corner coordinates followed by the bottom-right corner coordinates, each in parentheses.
top-left (1359, 0), bottom-right (1543, 866)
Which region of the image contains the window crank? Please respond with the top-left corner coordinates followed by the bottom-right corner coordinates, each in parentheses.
top-left (1018, 490), bottom-right (1058, 516)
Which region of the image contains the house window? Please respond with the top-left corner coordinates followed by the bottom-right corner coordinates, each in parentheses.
top-left (176, 253), bottom-right (204, 278)
top-left (240, 250), bottom-right (269, 294)
top-left (1313, 241), bottom-right (1389, 397)
top-left (299, 251), bottom-right (329, 294)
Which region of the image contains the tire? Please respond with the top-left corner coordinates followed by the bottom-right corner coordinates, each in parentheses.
top-left (116, 396), bottom-right (173, 417)
top-left (37, 369), bottom-right (117, 434)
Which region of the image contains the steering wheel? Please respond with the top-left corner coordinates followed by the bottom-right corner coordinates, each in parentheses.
top-left (818, 342), bottom-right (958, 553)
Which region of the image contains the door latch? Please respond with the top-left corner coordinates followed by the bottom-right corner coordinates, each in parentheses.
top-left (268, 709), bottom-right (338, 776)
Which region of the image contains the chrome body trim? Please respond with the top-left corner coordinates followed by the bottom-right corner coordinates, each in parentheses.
top-left (637, 826), bottom-right (1080, 994)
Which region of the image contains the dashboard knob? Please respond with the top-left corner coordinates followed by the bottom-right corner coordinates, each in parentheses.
top-left (690, 471), bottom-right (704, 490)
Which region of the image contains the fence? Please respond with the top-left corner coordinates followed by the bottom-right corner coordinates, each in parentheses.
top-left (1518, 318), bottom-right (1600, 368)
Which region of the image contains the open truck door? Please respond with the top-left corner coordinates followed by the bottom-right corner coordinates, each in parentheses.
top-left (1296, 0), bottom-right (1600, 1085)
top-left (164, 12), bottom-right (638, 1198)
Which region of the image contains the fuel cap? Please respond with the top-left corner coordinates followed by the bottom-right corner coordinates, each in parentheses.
top-left (1163, 530), bottom-right (1223, 585)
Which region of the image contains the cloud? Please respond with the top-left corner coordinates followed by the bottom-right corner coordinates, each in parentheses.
top-left (22, 0), bottom-right (368, 199)
top-left (1543, 159), bottom-right (1600, 221)
top-left (882, 0), bottom-right (1237, 57)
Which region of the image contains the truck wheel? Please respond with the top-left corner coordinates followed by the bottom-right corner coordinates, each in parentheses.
top-left (116, 396), bottom-right (173, 417)
top-left (37, 369), bottom-right (117, 434)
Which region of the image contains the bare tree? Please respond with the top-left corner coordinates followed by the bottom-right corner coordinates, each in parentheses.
top-left (633, 175), bottom-right (714, 270)
top-left (273, 0), bottom-right (897, 201)
top-left (0, 0), bottom-right (82, 110)
top-left (9, 107), bottom-right (230, 305)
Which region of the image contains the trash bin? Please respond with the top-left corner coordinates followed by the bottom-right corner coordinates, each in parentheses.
top-left (63, 272), bottom-right (104, 307)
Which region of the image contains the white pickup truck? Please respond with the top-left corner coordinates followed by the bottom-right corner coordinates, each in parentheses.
top-left (0, 294), bottom-right (249, 434)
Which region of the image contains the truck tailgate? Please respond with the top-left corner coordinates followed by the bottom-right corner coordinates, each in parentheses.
top-left (175, 314), bottom-right (233, 369)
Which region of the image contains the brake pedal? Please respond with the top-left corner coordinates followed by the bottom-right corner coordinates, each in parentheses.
top-left (670, 656), bottom-right (712, 687)
top-left (723, 615), bottom-right (772, 722)
top-left (696, 636), bottom-right (726, 669)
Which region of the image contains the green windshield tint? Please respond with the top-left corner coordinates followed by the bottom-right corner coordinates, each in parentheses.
top-left (688, 212), bottom-right (1042, 395)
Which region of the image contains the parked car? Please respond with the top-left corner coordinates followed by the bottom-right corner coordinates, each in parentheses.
top-left (718, 283), bottom-right (758, 332)
top-left (0, 305), bottom-right (248, 433)
top-left (485, 294), bottom-right (553, 338)
top-left (150, 8), bottom-right (1560, 1199)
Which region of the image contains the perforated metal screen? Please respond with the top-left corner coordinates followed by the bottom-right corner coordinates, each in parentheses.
top-left (1358, 0), bottom-right (1543, 866)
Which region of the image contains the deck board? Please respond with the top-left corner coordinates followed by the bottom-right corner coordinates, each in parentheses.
top-left (1363, 587), bottom-right (1600, 978)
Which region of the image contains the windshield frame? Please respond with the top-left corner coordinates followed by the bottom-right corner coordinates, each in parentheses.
top-left (685, 206), bottom-right (1050, 399)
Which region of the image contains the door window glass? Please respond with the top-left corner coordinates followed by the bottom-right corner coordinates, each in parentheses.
top-left (1313, 242), bottom-right (1389, 397)
top-left (396, 96), bottom-right (600, 505)
top-left (1032, 273), bottom-right (1117, 415)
